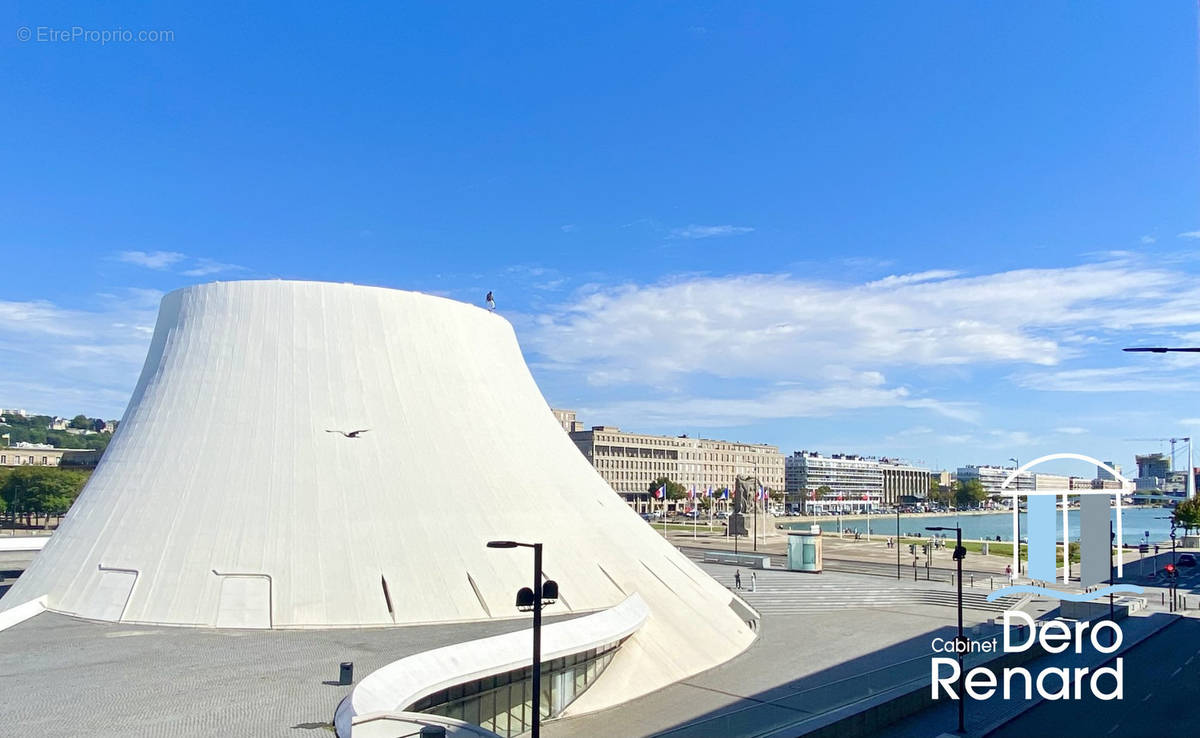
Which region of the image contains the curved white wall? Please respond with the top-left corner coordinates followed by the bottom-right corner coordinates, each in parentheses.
top-left (336, 594), bottom-right (650, 737)
top-left (1, 281), bottom-right (753, 711)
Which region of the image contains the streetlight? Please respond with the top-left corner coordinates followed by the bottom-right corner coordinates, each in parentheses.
top-left (928, 525), bottom-right (967, 734)
top-left (486, 540), bottom-right (559, 737)
top-left (1155, 516), bottom-right (1180, 611)
top-left (1109, 523), bottom-right (1115, 639)
top-left (896, 506), bottom-right (901, 580)
top-left (1009, 458), bottom-right (1022, 575)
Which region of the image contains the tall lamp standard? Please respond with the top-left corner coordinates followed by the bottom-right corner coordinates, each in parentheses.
top-left (1154, 515), bottom-right (1181, 611)
top-left (928, 525), bottom-right (967, 734)
top-left (896, 506), bottom-right (902, 579)
top-left (1009, 457), bottom-right (1022, 575)
top-left (486, 540), bottom-right (559, 737)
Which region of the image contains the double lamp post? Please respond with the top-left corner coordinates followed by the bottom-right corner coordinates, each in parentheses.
top-left (486, 540), bottom-right (558, 738)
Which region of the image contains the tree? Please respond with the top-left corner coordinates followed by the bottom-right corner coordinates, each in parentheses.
top-left (69, 415), bottom-right (91, 430)
top-left (953, 479), bottom-right (987, 509)
top-left (647, 476), bottom-right (686, 501)
top-left (1174, 497), bottom-right (1200, 535)
top-left (0, 467), bottom-right (89, 527)
top-left (814, 485), bottom-right (832, 500)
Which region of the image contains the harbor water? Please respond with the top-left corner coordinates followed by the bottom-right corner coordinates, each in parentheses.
top-left (790, 506), bottom-right (1181, 545)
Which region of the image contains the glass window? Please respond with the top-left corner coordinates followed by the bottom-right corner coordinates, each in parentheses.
top-left (492, 687), bottom-right (510, 735)
top-left (462, 696), bottom-right (479, 726)
top-left (478, 689), bottom-right (495, 731)
top-left (517, 679), bottom-right (532, 731)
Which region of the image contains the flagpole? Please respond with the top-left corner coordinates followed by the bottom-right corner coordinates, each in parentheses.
top-left (662, 490), bottom-right (666, 537)
top-left (753, 485), bottom-right (759, 553)
top-left (692, 487), bottom-right (697, 539)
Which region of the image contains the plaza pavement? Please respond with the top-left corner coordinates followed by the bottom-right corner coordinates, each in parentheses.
top-left (544, 562), bottom-right (1043, 738)
top-left (8, 531), bottom-right (1178, 737)
top-left (0, 610), bottom-right (569, 737)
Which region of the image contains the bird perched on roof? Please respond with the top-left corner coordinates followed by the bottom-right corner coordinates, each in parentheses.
top-left (326, 429), bottom-right (370, 438)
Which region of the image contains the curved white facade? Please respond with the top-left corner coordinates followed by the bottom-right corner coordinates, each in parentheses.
top-left (1, 281), bottom-right (753, 707)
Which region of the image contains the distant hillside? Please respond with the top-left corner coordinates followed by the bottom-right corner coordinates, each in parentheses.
top-left (0, 412), bottom-right (116, 453)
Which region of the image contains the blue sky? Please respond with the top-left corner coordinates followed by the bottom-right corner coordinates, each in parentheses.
top-left (2, 2), bottom-right (1199, 476)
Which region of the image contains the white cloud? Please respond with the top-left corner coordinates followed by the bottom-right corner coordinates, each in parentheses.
top-left (560, 224), bottom-right (577, 233)
top-left (0, 290), bottom-right (161, 417)
top-left (1141, 235), bottom-right (1157, 244)
top-left (988, 429), bottom-right (1037, 446)
top-left (669, 224), bottom-right (755, 240)
top-left (529, 262), bottom-right (1177, 385)
top-left (116, 250), bottom-right (244, 277)
top-left (866, 270), bottom-right (960, 288)
top-left (1054, 426), bottom-right (1089, 435)
top-left (182, 258), bottom-right (244, 277)
top-left (1178, 231), bottom-right (1200, 239)
top-left (117, 250), bottom-right (185, 269)
top-left (579, 382), bottom-right (976, 427)
top-left (1014, 366), bottom-right (1200, 393)
top-left (526, 256), bottom-right (1200, 426)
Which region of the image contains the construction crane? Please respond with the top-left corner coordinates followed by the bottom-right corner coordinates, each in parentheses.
top-left (1123, 436), bottom-right (1195, 500)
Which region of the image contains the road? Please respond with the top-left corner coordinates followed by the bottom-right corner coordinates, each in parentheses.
top-left (989, 618), bottom-right (1200, 738)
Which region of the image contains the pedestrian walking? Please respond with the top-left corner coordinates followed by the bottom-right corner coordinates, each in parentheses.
top-left (1005, 563), bottom-right (1013, 584)
top-left (734, 569), bottom-right (742, 589)
top-left (750, 571), bottom-right (757, 592)
top-left (485, 291), bottom-right (495, 311)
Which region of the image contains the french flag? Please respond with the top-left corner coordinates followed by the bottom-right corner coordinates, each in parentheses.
top-left (654, 485), bottom-right (666, 499)
top-left (721, 488), bottom-right (730, 500)
top-left (687, 487), bottom-right (696, 500)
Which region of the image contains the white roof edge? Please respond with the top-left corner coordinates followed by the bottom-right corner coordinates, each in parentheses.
top-left (336, 593), bottom-right (649, 737)
top-left (0, 536), bottom-right (49, 552)
top-left (0, 596), bottom-right (47, 632)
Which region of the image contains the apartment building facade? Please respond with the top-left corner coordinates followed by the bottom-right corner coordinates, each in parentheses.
top-left (956, 465), bottom-right (1034, 495)
top-left (785, 451), bottom-right (931, 507)
top-left (0, 444), bottom-right (101, 468)
top-left (569, 426), bottom-right (784, 509)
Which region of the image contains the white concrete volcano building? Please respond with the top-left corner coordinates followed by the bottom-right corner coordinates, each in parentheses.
top-left (1, 280), bottom-right (755, 719)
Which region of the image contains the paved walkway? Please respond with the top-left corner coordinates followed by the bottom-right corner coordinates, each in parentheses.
top-left (546, 566), bottom-right (1024, 738)
top-left (0, 611), bottom-right (561, 737)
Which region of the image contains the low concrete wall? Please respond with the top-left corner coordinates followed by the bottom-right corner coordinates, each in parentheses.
top-left (1061, 599), bottom-right (1131, 620)
top-left (701, 552), bottom-right (772, 569)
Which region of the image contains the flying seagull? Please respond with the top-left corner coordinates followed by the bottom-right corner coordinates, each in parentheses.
top-left (326, 429), bottom-right (371, 438)
top-left (1123, 347), bottom-right (1200, 353)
